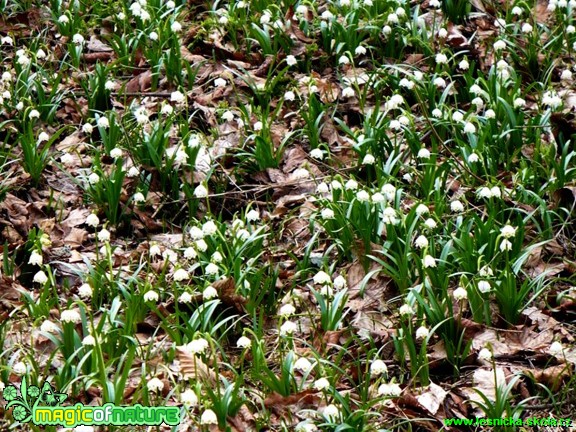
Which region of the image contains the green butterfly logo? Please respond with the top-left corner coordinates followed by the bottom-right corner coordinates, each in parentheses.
top-left (2, 377), bottom-right (67, 423)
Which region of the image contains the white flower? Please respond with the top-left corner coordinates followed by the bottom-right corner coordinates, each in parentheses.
top-left (514, 98), bottom-right (526, 108)
top-left (463, 122), bottom-right (476, 134)
top-left (435, 53), bottom-right (448, 64)
top-left (171, 21), bottom-right (182, 32)
top-left (450, 200), bottom-right (464, 213)
top-left (423, 255), bottom-right (437, 268)
top-left (280, 320), bottom-right (298, 335)
top-left (85, 213), bottom-right (99, 228)
top-left (433, 77), bottom-right (446, 88)
top-left (360, 153), bottom-right (376, 165)
top-left (512, 6), bottom-right (523, 15)
top-left (127, 166), bottom-right (140, 178)
top-left (58, 14), bottom-right (70, 23)
top-left (378, 382), bottom-right (402, 397)
top-left (414, 235), bottom-right (428, 249)
top-left (430, 0), bottom-right (441, 6)
top-left (189, 226), bottom-right (204, 240)
top-left (345, 179), bottom-right (358, 190)
top-left (202, 220), bottom-right (218, 236)
top-left (479, 266), bottom-right (494, 277)
top-left (147, 377), bottom-right (164, 393)
top-left (521, 23), bottom-right (533, 33)
top-left (72, 34), bottom-right (85, 44)
top-left (416, 326), bottom-right (429, 340)
top-left (279, 303), bottom-right (296, 317)
top-left (173, 268), bottom-right (190, 282)
top-left (260, 11), bottom-right (271, 24)
top-left (568, 25), bottom-right (576, 34)
top-left (110, 147), bottom-right (123, 159)
top-left (424, 218), bottom-right (437, 229)
top-left (561, 69), bottom-right (573, 81)
top-left (33, 270), bottom-right (48, 284)
top-left (333, 275), bottom-right (347, 290)
top-left (149, 31), bottom-right (158, 41)
top-left (132, 192), bottom-right (145, 204)
top-left (170, 90), bottom-right (185, 103)
top-left (211, 251), bottom-right (223, 263)
top-left (418, 148), bottom-right (431, 159)
top-left (143, 290), bottom-right (159, 302)
top-left (82, 335), bottom-right (96, 346)
top-left (313, 271), bottom-right (332, 285)
top-left (453, 287), bottom-right (468, 301)
top-left (501, 225), bottom-right (517, 238)
top-left (452, 111), bottom-right (464, 123)
top-left (493, 40), bottom-right (506, 50)
top-left (237, 336), bottom-right (251, 348)
top-left (97, 229), bottom-right (110, 242)
top-left (284, 90), bottom-right (295, 101)
top-left (28, 250), bottom-right (43, 266)
top-left (181, 389), bottom-right (198, 406)
top-left (370, 359), bottom-right (388, 376)
top-left (195, 239), bottom-right (208, 252)
top-left (314, 377), bottom-right (330, 390)
top-left (294, 357), bottom-right (313, 372)
top-left (342, 86), bottom-right (355, 98)
top-left (477, 187), bottom-right (493, 198)
top-left (477, 280), bottom-right (491, 293)
top-left (246, 209), bottom-right (260, 222)
top-left (500, 239), bottom-right (513, 251)
top-left (437, 28), bottom-right (448, 38)
top-left (491, 186), bottom-right (501, 198)
top-left (338, 55), bottom-right (350, 65)
top-left (286, 55), bottom-right (297, 66)
top-left (399, 78), bottom-right (414, 89)
top-left (97, 117), bottom-right (109, 128)
top-left (468, 152), bottom-right (480, 163)
top-left (323, 404), bottom-right (341, 421)
top-left (205, 263), bottom-right (219, 275)
top-left (214, 78), bottom-right (227, 87)
top-left (40, 320), bottom-right (59, 334)
top-left (387, 13), bottom-right (399, 24)
top-left (549, 341), bottom-right (564, 356)
top-left (355, 45), bottom-right (367, 55)
top-left (478, 348), bottom-right (493, 361)
top-left (372, 192), bottom-right (385, 203)
top-left (399, 304), bottom-right (414, 316)
top-left (472, 97), bottom-right (484, 109)
top-left (308, 148), bottom-right (324, 161)
top-left (382, 25), bottom-right (392, 35)
top-left (459, 59), bottom-right (470, 70)
top-left (203, 286), bottom-right (218, 300)
top-left (186, 338), bottom-right (209, 354)
top-left (29, 109), bottom-right (40, 119)
top-left (194, 184), bottom-right (208, 198)
top-left (12, 362), bottom-right (27, 376)
top-left (78, 283), bottom-right (93, 299)
top-left (542, 91), bottom-right (562, 109)
top-left (356, 190), bottom-right (370, 202)
top-left (381, 183), bottom-right (396, 201)
top-left (179, 292), bottom-right (193, 303)
top-left (253, 121), bottom-right (263, 131)
top-left (61, 309), bottom-right (81, 323)
top-left (415, 204), bottom-right (429, 215)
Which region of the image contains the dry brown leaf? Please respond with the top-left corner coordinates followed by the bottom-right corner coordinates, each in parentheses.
top-left (263, 389), bottom-right (319, 409)
top-left (416, 382), bottom-right (447, 415)
top-left (176, 347), bottom-right (217, 383)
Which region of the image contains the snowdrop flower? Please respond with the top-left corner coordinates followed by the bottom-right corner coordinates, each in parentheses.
top-left (493, 40), bottom-right (506, 51)
top-left (143, 290), bottom-right (159, 302)
top-left (260, 11), bottom-right (271, 24)
top-left (472, 97), bottom-right (484, 109)
top-left (501, 225), bottom-right (517, 238)
top-left (432, 108), bottom-right (443, 118)
top-left (110, 147), bottom-right (123, 159)
top-left (170, 21), bottom-right (182, 32)
top-left (316, 182), bottom-right (329, 194)
top-left (149, 244), bottom-right (161, 257)
top-left (542, 91), bottom-right (562, 109)
top-left (286, 55), bottom-right (297, 66)
top-left (382, 207), bottom-right (399, 225)
top-left (415, 204), bottom-right (429, 215)
top-left (97, 228), bottom-right (110, 242)
top-left (194, 184), bottom-right (208, 198)
top-left (205, 263), bottom-right (219, 275)
top-left (382, 25), bottom-right (392, 35)
top-left (453, 287), bottom-right (468, 301)
top-left (416, 326), bottom-right (429, 340)
top-left (195, 239), bottom-right (208, 252)
top-left (78, 283), bottom-right (93, 299)
top-left (72, 34), bottom-right (85, 44)
top-left (82, 335), bottom-right (96, 346)
top-left (414, 235), bottom-right (428, 249)
top-left (33, 270), bottom-right (48, 284)
top-left (314, 377), bottom-right (330, 391)
top-left (170, 90), bottom-right (185, 103)
top-left (355, 45), bottom-right (367, 55)
top-left (345, 179), bottom-right (358, 190)
top-left (424, 218), bottom-right (437, 229)
top-left (202, 220), bottom-right (218, 236)
top-left (280, 320), bottom-right (298, 335)
top-left (484, 109), bottom-right (496, 119)
top-left (479, 266), bottom-right (494, 277)
top-left (362, 154), bottom-right (375, 165)
top-left (58, 14), bottom-right (70, 23)
top-left (323, 404), bottom-right (341, 421)
top-left (12, 362), bottom-right (27, 376)
top-left (463, 122), bottom-right (476, 134)
top-left (378, 382), bottom-right (402, 397)
top-left (477, 280), bottom-right (491, 293)
top-left (437, 28), bottom-right (448, 39)
top-left (313, 271), bottom-right (332, 285)
top-left (321, 208), bottom-right (335, 219)
top-left (61, 309), bottom-right (81, 323)
top-left (237, 336), bottom-right (251, 349)
top-left (186, 338), bottom-right (209, 354)
top-left (85, 213), bottom-right (99, 227)
top-left (514, 98), bottom-right (526, 108)
top-left (561, 69), bottom-right (573, 81)
top-left (490, 186), bottom-right (501, 198)
top-left (477, 186), bottom-right (493, 198)
top-left (173, 268), bottom-right (190, 282)
top-left (60, 153), bottom-right (74, 166)
top-left (459, 59), bottom-right (470, 70)
top-left (203, 286), bottom-right (218, 300)
top-left (28, 250), bottom-right (43, 266)
top-left (399, 304), bottom-right (414, 316)
top-left (521, 23), bottom-right (533, 33)
top-left (418, 148), bottom-right (431, 159)
top-left (549, 341), bottom-right (564, 356)
top-left (423, 255), bottom-right (436, 268)
top-left (40, 320), bottom-right (59, 334)
top-left (279, 303), bottom-right (296, 317)
top-left (450, 200), bottom-right (464, 212)
top-left (370, 359), bottom-right (388, 375)
top-left (181, 389), bottom-right (198, 406)
top-left (356, 190), bottom-right (370, 202)
top-left (133, 192), bottom-right (145, 204)
top-left (399, 78), bottom-right (414, 89)
top-left (338, 55), bottom-right (350, 65)
top-left (97, 117), bottom-right (109, 128)
top-left (29, 109), bottom-right (40, 119)
top-left (512, 6), bottom-right (523, 15)
top-left (435, 53), bottom-right (448, 64)
top-left (310, 148), bottom-right (324, 160)
top-left (200, 409), bottom-right (218, 425)
top-left (292, 168), bottom-right (309, 179)
top-left (372, 192), bottom-right (385, 203)
top-left (294, 357), bottom-right (313, 372)
top-left (284, 90), bottom-right (295, 101)
top-left (214, 78), bottom-right (227, 87)
top-left (478, 348), bottom-right (493, 361)
top-left (381, 183), bottom-right (396, 201)
top-left (433, 77), bottom-right (446, 88)
top-left (387, 13), bottom-right (399, 24)
top-left (430, 0), bottom-right (441, 6)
